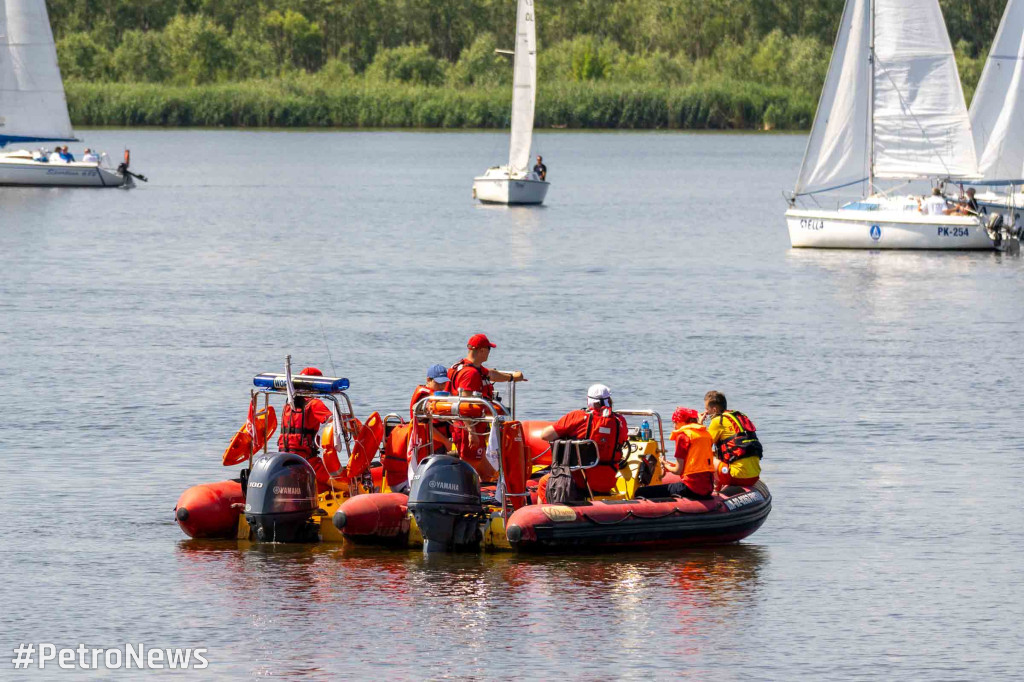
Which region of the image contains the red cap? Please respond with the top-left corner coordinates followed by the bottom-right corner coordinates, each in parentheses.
top-left (467, 333), bottom-right (496, 349)
top-left (300, 367), bottom-right (322, 376)
top-left (672, 407), bottom-right (699, 424)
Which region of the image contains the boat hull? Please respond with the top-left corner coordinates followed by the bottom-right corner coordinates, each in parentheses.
top-left (473, 176), bottom-right (549, 205)
top-left (786, 208), bottom-right (995, 250)
top-left (506, 482), bottom-right (771, 552)
top-left (0, 159), bottom-right (130, 187)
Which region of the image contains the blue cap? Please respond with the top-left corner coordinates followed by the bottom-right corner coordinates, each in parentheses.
top-left (426, 363), bottom-right (450, 383)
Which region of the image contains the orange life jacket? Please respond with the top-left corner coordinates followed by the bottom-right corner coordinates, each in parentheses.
top-left (409, 385), bottom-right (431, 419)
top-left (278, 399), bottom-right (320, 458)
top-left (671, 423), bottom-right (715, 476)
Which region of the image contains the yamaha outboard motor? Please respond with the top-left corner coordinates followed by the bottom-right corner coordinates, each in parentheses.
top-left (407, 455), bottom-right (484, 552)
top-left (244, 452), bottom-right (319, 543)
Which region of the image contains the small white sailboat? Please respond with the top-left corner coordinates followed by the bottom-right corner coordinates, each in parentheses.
top-left (472, 0), bottom-right (549, 205)
top-left (967, 0), bottom-right (1024, 246)
top-left (785, 0), bottom-right (995, 250)
top-left (0, 0), bottom-right (138, 187)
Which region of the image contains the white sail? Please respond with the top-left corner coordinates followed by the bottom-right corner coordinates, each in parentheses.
top-left (794, 0), bottom-right (978, 195)
top-left (507, 0), bottom-right (536, 176)
top-left (970, 0), bottom-right (1024, 184)
top-left (872, 0), bottom-right (978, 180)
top-left (0, 0), bottom-right (74, 145)
top-left (794, 0), bottom-right (871, 196)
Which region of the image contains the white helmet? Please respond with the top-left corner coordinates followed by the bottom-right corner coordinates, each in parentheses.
top-left (587, 383), bottom-right (612, 408)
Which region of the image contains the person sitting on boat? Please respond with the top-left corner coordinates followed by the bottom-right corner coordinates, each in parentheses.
top-left (82, 148), bottom-right (99, 164)
top-left (634, 407), bottom-right (714, 500)
top-left (410, 363), bottom-right (453, 450)
top-left (277, 367), bottom-right (336, 491)
top-left (533, 155), bottom-right (547, 181)
top-left (49, 148), bottom-right (66, 163)
top-left (61, 146), bottom-right (75, 162)
top-left (949, 188), bottom-right (980, 216)
top-left (701, 391), bottom-right (762, 490)
top-left (536, 384), bottom-right (629, 500)
top-left (448, 334), bottom-right (526, 480)
top-left (918, 187), bottom-right (951, 215)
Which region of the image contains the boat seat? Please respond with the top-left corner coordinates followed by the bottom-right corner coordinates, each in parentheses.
top-left (550, 439), bottom-right (599, 470)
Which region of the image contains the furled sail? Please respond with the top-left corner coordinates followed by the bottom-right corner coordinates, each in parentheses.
top-left (507, 0), bottom-right (536, 176)
top-left (0, 0), bottom-right (75, 146)
top-left (794, 0), bottom-right (978, 196)
top-left (794, 0), bottom-right (871, 196)
top-left (969, 0), bottom-right (1024, 184)
top-left (871, 0), bottom-right (977, 180)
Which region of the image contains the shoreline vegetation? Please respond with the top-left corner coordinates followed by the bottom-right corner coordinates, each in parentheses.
top-left (53, 1), bottom-right (998, 131)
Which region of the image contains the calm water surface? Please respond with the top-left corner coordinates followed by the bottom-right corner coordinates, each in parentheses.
top-left (1, 130), bottom-right (1022, 679)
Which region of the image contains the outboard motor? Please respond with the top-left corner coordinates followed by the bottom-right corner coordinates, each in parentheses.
top-left (244, 452), bottom-right (319, 543)
top-left (407, 455), bottom-right (484, 552)
top-left (986, 212), bottom-right (1005, 248)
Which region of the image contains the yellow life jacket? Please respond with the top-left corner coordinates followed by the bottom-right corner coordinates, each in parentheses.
top-left (670, 423), bottom-right (715, 476)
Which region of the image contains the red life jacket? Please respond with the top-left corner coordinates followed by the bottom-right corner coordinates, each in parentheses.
top-left (277, 399), bottom-right (320, 458)
top-left (713, 411), bottom-right (763, 464)
top-left (448, 359), bottom-right (494, 399)
top-left (567, 408), bottom-right (627, 492)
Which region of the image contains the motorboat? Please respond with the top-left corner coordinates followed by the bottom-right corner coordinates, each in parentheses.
top-left (472, 0), bottom-right (549, 205)
top-left (784, 0), bottom-right (997, 249)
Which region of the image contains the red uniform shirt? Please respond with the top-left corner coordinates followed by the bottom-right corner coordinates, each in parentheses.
top-left (450, 359), bottom-right (492, 398)
top-left (671, 430), bottom-right (714, 497)
top-left (552, 408), bottom-right (628, 493)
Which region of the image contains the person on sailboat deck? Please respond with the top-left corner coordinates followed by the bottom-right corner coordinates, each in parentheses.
top-left (533, 155), bottom-right (547, 181)
top-left (949, 188), bottom-right (980, 216)
top-left (82, 148), bottom-right (99, 164)
top-left (918, 187), bottom-right (951, 215)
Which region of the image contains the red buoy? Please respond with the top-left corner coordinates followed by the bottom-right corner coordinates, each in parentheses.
top-left (174, 480), bottom-right (243, 539)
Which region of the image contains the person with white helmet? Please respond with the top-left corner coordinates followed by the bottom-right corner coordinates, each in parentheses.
top-left (537, 383), bottom-right (629, 499)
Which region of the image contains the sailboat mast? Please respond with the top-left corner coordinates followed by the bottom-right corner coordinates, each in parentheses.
top-left (867, 0), bottom-right (876, 195)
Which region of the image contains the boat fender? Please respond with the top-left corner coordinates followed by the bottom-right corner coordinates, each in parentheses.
top-left (333, 509), bottom-right (347, 530)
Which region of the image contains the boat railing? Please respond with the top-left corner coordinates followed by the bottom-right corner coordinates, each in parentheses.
top-left (617, 409), bottom-right (666, 455)
top-left (251, 387), bottom-right (358, 472)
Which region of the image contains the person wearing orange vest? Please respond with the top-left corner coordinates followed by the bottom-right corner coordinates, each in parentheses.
top-left (701, 391), bottom-right (762, 489)
top-left (537, 384), bottom-right (629, 499)
top-left (448, 334), bottom-right (526, 479)
top-left (277, 367), bottom-right (335, 490)
top-left (634, 407), bottom-right (715, 499)
top-left (409, 363), bottom-right (452, 419)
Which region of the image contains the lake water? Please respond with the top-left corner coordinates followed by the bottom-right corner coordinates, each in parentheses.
top-left (2, 130), bottom-right (1021, 679)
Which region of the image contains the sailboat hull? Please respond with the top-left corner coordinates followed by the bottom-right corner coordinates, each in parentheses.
top-left (0, 158), bottom-right (130, 187)
top-left (786, 208), bottom-right (995, 250)
top-left (473, 174), bottom-right (549, 205)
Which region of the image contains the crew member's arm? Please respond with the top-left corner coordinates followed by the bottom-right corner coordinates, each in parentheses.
top-left (487, 368), bottom-right (527, 383)
top-left (539, 425), bottom-right (559, 442)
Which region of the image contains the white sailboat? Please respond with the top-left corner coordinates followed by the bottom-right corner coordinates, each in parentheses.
top-left (0, 0), bottom-right (135, 187)
top-left (968, 0), bottom-right (1024, 238)
top-left (785, 0), bottom-right (995, 249)
top-left (472, 0), bottom-right (548, 205)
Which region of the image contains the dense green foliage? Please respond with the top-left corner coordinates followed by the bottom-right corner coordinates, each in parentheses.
top-left (49, 0), bottom-right (1006, 129)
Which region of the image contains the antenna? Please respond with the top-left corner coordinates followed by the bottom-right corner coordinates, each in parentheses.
top-left (320, 319), bottom-right (338, 377)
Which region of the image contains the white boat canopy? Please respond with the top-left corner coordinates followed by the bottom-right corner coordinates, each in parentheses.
top-left (969, 0), bottom-right (1024, 185)
top-left (0, 0), bottom-right (75, 147)
top-left (794, 0), bottom-right (979, 196)
top-left (507, 0), bottom-right (537, 176)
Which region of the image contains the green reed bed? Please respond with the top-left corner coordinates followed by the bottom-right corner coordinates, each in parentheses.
top-left (66, 80), bottom-right (815, 130)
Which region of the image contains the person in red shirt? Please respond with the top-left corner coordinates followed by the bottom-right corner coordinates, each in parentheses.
top-left (537, 384), bottom-right (629, 498)
top-left (634, 407), bottom-right (715, 500)
top-left (448, 333), bottom-right (527, 480)
top-left (277, 367), bottom-right (335, 490)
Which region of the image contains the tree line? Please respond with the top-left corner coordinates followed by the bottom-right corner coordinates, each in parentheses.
top-left (51, 1), bottom-right (1003, 91)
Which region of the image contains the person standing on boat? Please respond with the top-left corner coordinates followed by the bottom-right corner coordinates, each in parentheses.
top-left (536, 384), bottom-right (629, 499)
top-left (278, 367), bottom-right (335, 490)
top-left (634, 407), bottom-right (714, 500)
top-left (448, 334), bottom-right (526, 479)
top-left (533, 155), bottom-right (547, 181)
top-left (701, 391), bottom-right (762, 490)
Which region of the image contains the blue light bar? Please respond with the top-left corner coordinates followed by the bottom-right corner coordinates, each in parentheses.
top-left (253, 373), bottom-right (350, 393)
